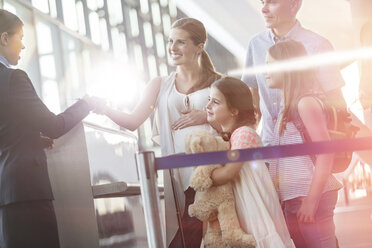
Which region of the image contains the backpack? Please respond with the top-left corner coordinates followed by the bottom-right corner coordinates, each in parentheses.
top-left (292, 93), bottom-right (359, 173)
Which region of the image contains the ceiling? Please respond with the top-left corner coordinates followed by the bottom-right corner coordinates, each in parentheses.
top-left (175, 0), bottom-right (354, 63)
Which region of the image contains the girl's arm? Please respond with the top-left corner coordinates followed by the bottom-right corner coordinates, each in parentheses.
top-left (211, 127), bottom-right (257, 186)
top-left (102, 77), bottom-right (162, 131)
top-left (297, 96), bottom-right (334, 223)
top-left (210, 161), bottom-right (244, 186)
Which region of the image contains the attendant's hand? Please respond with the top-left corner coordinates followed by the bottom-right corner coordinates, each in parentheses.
top-left (297, 196), bottom-right (319, 224)
top-left (40, 135), bottom-right (54, 149)
top-left (91, 97), bottom-right (108, 115)
top-left (171, 109), bottom-right (207, 130)
top-left (83, 95), bottom-right (107, 114)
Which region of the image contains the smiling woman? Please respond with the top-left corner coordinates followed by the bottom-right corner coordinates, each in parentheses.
top-left (88, 17), bottom-right (222, 248)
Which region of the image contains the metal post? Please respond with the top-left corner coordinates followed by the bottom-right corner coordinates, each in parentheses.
top-left (136, 151), bottom-right (166, 248)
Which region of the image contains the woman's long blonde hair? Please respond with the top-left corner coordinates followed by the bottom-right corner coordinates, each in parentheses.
top-left (267, 40), bottom-right (318, 135)
top-left (171, 18), bottom-right (221, 93)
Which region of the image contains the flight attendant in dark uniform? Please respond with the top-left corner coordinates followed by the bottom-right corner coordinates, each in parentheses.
top-left (0, 9), bottom-right (95, 247)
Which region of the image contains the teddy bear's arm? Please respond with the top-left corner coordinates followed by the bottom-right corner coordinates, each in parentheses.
top-left (190, 164), bottom-right (221, 191)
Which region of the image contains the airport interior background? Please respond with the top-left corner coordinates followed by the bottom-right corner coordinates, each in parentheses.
top-left (1, 0), bottom-right (372, 247)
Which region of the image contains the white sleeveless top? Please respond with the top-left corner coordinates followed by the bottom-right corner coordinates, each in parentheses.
top-left (168, 82), bottom-right (211, 190)
top-left (152, 72), bottom-right (213, 245)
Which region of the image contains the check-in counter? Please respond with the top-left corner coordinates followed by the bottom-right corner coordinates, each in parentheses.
top-left (46, 122), bottom-right (149, 248)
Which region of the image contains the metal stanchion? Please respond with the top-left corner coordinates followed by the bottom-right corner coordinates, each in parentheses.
top-left (136, 151), bottom-right (166, 248)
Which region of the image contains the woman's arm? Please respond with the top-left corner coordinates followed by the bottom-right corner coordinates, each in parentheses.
top-left (297, 97), bottom-right (334, 223)
top-left (102, 77), bottom-right (162, 131)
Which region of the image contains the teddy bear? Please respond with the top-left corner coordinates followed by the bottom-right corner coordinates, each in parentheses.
top-left (185, 129), bottom-right (256, 248)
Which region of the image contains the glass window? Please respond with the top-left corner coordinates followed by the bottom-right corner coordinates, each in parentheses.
top-left (49, 0), bottom-right (57, 18)
top-left (3, 2), bottom-right (16, 13)
top-left (39, 53), bottom-right (59, 112)
top-left (111, 28), bottom-right (128, 62)
top-left (76, 1), bottom-right (86, 35)
top-left (99, 18), bottom-right (110, 50)
top-left (162, 14), bottom-right (171, 36)
top-left (168, 0), bottom-right (177, 18)
top-left (107, 0), bottom-right (123, 26)
top-left (62, 0), bottom-right (78, 31)
top-left (39, 55), bottom-right (56, 79)
top-left (36, 22), bottom-right (53, 54)
top-left (134, 44), bottom-right (144, 72)
top-left (159, 63), bottom-right (168, 76)
top-left (140, 0), bottom-right (149, 14)
top-left (68, 51), bottom-right (80, 90)
top-left (87, 0), bottom-right (98, 11)
top-left (151, 2), bottom-right (161, 26)
top-left (147, 54), bottom-right (158, 79)
top-left (160, 0), bottom-right (168, 8)
top-left (129, 8), bottom-right (139, 37)
top-left (42, 80), bottom-right (61, 113)
top-left (82, 50), bottom-right (92, 89)
top-left (143, 22), bottom-right (153, 48)
top-left (155, 33), bottom-right (166, 57)
top-left (61, 33), bottom-right (86, 102)
top-left (32, 0), bottom-right (49, 14)
top-left (96, 0), bottom-right (104, 9)
top-left (89, 12), bottom-right (101, 44)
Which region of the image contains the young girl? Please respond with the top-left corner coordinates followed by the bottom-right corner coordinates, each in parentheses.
top-left (206, 76), bottom-right (294, 247)
top-left (265, 40), bottom-right (343, 248)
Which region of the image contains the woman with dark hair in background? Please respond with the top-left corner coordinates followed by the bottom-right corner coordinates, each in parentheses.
top-left (96, 17), bottom-right (221, 247)
top-left (265, 40), bottom-right (342, 248)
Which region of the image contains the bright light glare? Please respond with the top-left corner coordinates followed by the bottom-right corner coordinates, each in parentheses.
top-left (228, 47), bottom-right (372, 77)
top-left (87, 60), bottom-right (145, 110)
top-left (84, 60), bottom-right (145, 129)
top-left (340, 62), bottom-right (364, 121)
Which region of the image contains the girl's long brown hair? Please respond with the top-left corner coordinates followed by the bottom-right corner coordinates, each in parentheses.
top-left (212, 77), bottom-right (256, 139)
top-left (171, 18), bottom-right (221, 93)
top-left (267, 40), bottom-right (318, 135)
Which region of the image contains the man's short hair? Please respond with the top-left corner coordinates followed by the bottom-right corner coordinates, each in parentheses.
top-left (0, 9), bottom-right (23, 35)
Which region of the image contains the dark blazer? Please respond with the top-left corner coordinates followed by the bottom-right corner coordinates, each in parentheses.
top-left (0, 63), bottom-right (91, 206)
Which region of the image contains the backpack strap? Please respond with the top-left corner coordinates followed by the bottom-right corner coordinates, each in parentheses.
top-left (291, 93), bottom-right (325, 165)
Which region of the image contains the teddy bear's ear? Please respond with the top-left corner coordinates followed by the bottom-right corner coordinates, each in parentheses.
top-left (191, 136), bottom-right (204, 153)
top-left (216, 136), bottom-right (229, 151)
